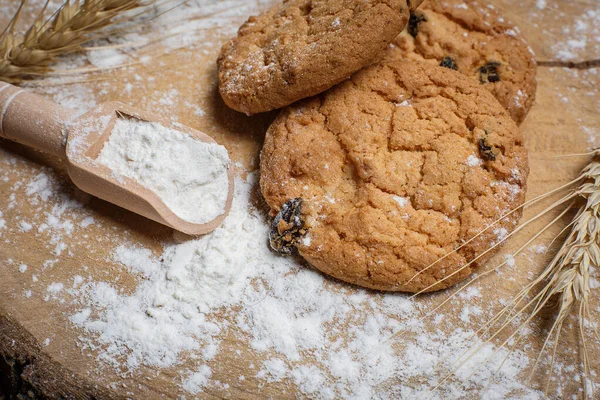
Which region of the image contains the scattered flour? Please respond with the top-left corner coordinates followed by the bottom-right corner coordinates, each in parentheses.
top-left (47, 282), bottom-right (64, 293)
top-left (504, 254), bottom-right (516, 268)
top-left (86, 48), bottom-right (130, 69)
top-left (96, 118), bottom-right (230, 224)
top-left (550, 9), bottom-right (599, 61)
top-left (395, 99), bottom-right (412, 107)
top-left (183, 366), bottom-right (213, 393)
top-left (62, 175), bottom-right (543, 398)
top-left (494, 227), bottom-right (509, 241)
top-left (393, 196), bottom-right (409, 207)
top-left (19, 221), bottom-right (33, 232)
top-left (26, 172), bottom-right (55, 203)
top-left (79, 216), bottom-right (95, 228)
top-left (466, 155), bottom-right (482, 167)
top-left (43, 83), bottom-right (98, 117)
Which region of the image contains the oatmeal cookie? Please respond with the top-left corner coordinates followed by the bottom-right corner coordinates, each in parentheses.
top-left (382, 0), bottom-right (537, 124)
top-left (260, 60), bottom-right (529, 293)
top-left (217, 0), bottom-right (413, 115)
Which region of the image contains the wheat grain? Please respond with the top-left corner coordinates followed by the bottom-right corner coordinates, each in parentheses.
top-left (0, 0), bottom-right (151, 83)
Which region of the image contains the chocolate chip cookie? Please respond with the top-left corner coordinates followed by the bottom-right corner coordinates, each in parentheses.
top-left (382, 0), bottom-right (537, 124)
top-left (217, 0), bottom-right (413, 115)
top-left (260, 60), bottom-right (529, 293)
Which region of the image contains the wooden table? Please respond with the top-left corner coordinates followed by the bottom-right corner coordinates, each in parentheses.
top-left (1, 0), bottom-right (599, 398)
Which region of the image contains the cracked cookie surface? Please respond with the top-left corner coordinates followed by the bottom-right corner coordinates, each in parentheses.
top-left (217, 0), bottom-right (412, 115)
top-left (382, 0), bottom-right (537, 124)
top-left (260, 60), bottom-right (529, 293)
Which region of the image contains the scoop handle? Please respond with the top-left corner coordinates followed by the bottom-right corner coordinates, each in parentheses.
top-left (0, 82), bottom-right (74, 158)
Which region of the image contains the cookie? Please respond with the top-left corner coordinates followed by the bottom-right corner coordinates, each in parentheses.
top-left (381, 0), bottom-right (537, 124)
top-left (217, 0), bottom-right (413, 115)
top-left (260, 60), bottom-right (529, 293)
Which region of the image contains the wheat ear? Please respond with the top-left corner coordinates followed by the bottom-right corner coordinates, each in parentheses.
top-left (431, 150), bottom-right (600, 397)
top-left (0, 0), bottom-right (151, 83)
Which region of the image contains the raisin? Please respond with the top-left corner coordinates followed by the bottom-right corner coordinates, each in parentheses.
top-left (440, 57), bottom-right (458, 70)
top-left (408, 12), bottom-right (426, 37)
top-left (479, 61), bottom-right (501, 84)
top-left (269, 198), bottom-right (307, 255)
top-left (478, 137), bottom-right (497, 161)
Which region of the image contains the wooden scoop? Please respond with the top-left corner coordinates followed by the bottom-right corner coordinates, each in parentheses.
top-left (0, 82), bottom-right (234, 235)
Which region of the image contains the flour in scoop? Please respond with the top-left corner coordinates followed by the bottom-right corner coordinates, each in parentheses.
top-left (97, 118), bottom-right (230, 224)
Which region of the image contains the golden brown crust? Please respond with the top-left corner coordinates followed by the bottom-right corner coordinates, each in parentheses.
top-left (260, 60), bottom-right (529, 293)
top-left (382, 0), bottom-right (537, 124)
top-left (408, 0), bottom-right (425, 11)
top-left (217, 0), bottom-right (411, 115)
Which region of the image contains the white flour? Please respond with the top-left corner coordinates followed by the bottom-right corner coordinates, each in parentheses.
top-left (62, 175), bottom-right (541, 398)
top-left (96, 118), bottom-right (230, 224)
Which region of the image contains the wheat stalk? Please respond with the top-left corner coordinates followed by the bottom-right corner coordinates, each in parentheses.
top-left (523, 157), bottom-right (600, 397)
top-left (0, 0), bottom-right (152, 83)
top-left (378, 150), bottom-right (600, 396)
top-left (421, 149), bottom-right (600, 397)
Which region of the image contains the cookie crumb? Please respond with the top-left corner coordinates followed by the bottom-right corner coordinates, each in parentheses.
top-left (269, 198), bottom-right (307, 255)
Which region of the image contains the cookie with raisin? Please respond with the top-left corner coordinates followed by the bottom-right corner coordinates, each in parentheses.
top-left (260, 60), bottom-right (529, 293)
top-left (217, 0), bottom-right (415, 115)
top-left (382, 0), bottom-right (537, 124)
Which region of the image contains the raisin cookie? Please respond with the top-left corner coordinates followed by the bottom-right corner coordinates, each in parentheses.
top-left (218, 0), bottom-right (416, 115)
top-left (260, 60), bottom-right (528, 293)
top-left (382, 0), bottom-right (537, 124)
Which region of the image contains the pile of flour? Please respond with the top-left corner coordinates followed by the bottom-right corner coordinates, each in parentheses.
top-left (96, 118), bottom-right (230, 224)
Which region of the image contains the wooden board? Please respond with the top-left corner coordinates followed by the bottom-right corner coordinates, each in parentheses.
top-left (1, 0), bottom-right (599, 398)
